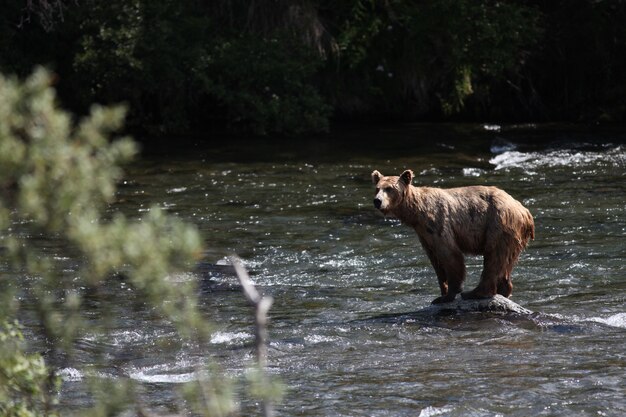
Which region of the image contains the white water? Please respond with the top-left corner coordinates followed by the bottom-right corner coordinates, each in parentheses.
top-left (490, 144), bottom-right (625, 172)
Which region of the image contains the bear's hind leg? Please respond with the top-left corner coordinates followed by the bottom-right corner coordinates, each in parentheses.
top-left (497, 276), bottom-right (513, 297)
top-left (496, 245), bottom-right (521, 298)
top-left (461, 251), bottom-right (501, 300)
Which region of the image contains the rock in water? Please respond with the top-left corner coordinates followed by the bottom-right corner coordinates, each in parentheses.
top-left (425, 295), bottom-right (533, 315)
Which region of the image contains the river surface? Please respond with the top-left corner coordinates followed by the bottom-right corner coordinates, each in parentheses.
top-left (19, 125), bottom-right (626, 415)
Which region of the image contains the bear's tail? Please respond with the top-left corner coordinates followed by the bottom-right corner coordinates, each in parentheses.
top-left (523, 208), bottom-right (535, 244)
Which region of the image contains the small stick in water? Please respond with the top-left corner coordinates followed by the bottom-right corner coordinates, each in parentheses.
top-left (229, 256), bottom-right (274, 417)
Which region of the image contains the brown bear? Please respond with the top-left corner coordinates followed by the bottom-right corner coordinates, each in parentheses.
top-left (371, 169), bottom-right (534, 304)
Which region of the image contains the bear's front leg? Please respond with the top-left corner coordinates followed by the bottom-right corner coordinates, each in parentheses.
top-left (428, 246), bottom-right (466, 304)
top-left (432, 292), bottom-right (458, 304)
top-left (432, 273), bottom-right (463, 304)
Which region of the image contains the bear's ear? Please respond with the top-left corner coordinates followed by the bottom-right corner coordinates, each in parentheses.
top-left (371, 170), bottom-right (383, 185)
top-left (399, 169), bottom-right (414, 186)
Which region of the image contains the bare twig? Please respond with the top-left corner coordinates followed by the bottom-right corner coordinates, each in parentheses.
top-left (23, 0), bottom-right (70, 31)
top-left (229, 256), bottom-right (274, 417)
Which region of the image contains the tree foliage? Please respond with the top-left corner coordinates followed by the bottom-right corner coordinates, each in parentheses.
top-left (1, 0), bottom-right (625, 136)
top-left (327, 0), bottom-right (541, 118)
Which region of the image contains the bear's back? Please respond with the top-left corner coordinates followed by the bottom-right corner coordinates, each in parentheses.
top-left (415, 185), bottom-right (532, 254)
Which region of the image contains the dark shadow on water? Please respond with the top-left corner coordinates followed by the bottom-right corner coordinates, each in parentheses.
top-left (138, 122), bottom-right (626, 165)
top-left (357, 307), bottom-right (539, 331)
top-left (357, 307), bottom-right (618, 335)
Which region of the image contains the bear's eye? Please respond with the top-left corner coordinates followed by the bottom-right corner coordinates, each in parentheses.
top-left (384, 187), bottom-right (394, 193)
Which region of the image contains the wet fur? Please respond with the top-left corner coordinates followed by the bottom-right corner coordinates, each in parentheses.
top-left (372, 169), bottom-right (534, 304)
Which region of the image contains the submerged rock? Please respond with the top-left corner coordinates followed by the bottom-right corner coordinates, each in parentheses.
top-left (425, 295), bottom-right (533, 315)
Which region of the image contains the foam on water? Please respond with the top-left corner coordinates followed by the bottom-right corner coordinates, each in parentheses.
top-left (588, 312), bottom-right (626, 329)
top-left (545, 312), bottom-right (626, 330)
top-left (490, 145), bottom-right (625, 171)
top-left (58, 367), bottom-right (83, 381)
top-left (483, 124), bottom-right (502, 132)
top-left (129, 369), bottom-right (196, 384)
top-left (462, 167), bottom-right (486, 177)
top-left (127, 359), bottom-right (199, 384)
top-left (110, 330), bottom-right (148, 346)
top-left (418, 405), bottom-right (455, 417)
top-left (210, 331), bottom-right (252, 344)
top-left (304, 334), bottom-right (339, 344)
top-left (167, 186), bottom-right (187, 194)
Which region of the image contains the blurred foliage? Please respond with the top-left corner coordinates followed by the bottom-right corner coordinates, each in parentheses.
top-left (1, 0), bottom-right (625, 137)
top-left (0, 68), bottom-right (280, 416)
top-left (0, 321), bottom-right (59, 417)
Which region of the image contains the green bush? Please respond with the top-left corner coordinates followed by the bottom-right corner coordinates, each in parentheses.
top-left (197, 34), bottom-right (330, 135)
top-left (328, 0), bottom-right (541, 118)
top-left (69, 1), bottom-right (330, 135)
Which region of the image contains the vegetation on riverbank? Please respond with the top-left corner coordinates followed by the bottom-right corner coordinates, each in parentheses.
top-left (1, 1), bottom-right (625, 137)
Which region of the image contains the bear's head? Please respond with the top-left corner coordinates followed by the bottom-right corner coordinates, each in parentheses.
top-left (371, 169), bottom-right (414, 214)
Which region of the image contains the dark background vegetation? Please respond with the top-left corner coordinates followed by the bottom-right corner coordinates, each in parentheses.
top-left (2, 0), bottom-right (625, 137)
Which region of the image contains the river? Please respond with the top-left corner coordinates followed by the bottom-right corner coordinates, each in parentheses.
top-left (29, 125), bottom-right (626, 415)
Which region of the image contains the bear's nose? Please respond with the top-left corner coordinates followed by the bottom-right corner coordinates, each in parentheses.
top-left (373, 198), bottom-right (382, 209)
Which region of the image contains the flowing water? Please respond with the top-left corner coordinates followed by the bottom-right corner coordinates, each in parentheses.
top-left (15, 125), bottom-right (626, 415)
